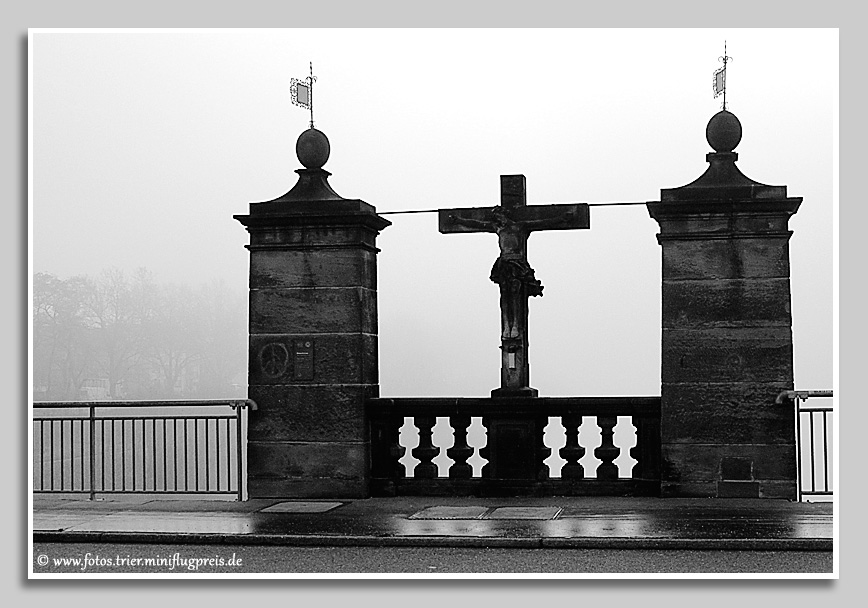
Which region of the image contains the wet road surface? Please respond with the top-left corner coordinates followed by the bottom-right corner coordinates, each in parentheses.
top-left (32, 542), bottom-right (833, 574)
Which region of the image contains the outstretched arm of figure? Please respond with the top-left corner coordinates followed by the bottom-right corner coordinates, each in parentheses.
top-left (447, 213), bottom-right (495, 230)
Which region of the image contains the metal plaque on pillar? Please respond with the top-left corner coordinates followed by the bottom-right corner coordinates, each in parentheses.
top-left (292, 339), bottom-right (315, 381)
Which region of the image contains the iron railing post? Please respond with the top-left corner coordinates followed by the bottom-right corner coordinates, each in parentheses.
top-left (795, 396), bottom-right (802, 502)
top-left (89, 405), bottom-right (96, 501)
top-left (236, 403), bottom-right (243, 501)
top-left (777, 390), bottom-right (833, 501)
top-left (823, 410), bottom-right (830, 494)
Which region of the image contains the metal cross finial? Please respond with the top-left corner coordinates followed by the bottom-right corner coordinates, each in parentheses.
top-left (713, 41), bottom-right (734, 110)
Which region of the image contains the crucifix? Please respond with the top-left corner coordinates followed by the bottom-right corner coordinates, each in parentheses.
top-left (439, 175), bottom-right (590, 397)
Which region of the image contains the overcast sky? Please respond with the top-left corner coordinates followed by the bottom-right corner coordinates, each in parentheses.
top-left (30, 28), bottom-right (836, 398)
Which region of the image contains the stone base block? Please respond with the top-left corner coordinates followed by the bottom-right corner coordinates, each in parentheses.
top-left (756, 480), bottom-right (798, 499)
top-left (490, 387), bottom-right (539, 398)
top-left (663, 480), bottom-right (796, 499)
top-left (248, 477), bottom-right (369, 499)
top-left (662, 443), bottom-right (796, 481)
top-left (717, 480), bottom-right (760, 498)
top-left (661, 443), bottom-right (797, 500)
top-left (661, 481), bottom-right (718, 498)
top-left (247, 440), bottom-right (369, 499)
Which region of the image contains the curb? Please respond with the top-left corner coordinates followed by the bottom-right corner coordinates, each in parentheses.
top-left (33, 531), bottom-right (833, 552)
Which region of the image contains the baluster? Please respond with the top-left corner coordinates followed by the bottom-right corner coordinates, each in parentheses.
top-left (559, 414), bottom-right (585, 479)
top-left (411, 416), bottom-right (440, 478)
top-left (370, 413), bottom-right (406, 479)
top-left (479, 417), bottom-right (492, 478)
top-left (594, 415), bottom-right (619, 480)
top-left (630, 415), bottom-right (660, 480)
top-left (447, 415), bottom-right (473, 479)
top-left (536, 415), bottom-right (550, 480)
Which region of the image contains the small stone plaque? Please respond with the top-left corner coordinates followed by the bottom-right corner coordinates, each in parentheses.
top-left (409, 506), bottom-right (489, 520)
top-left (485, 506), bottom-right (562, 520)
top-left (260, 501), bottom-right (343, 514)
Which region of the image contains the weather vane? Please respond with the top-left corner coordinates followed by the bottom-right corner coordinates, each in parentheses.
top-left (713, 41), bottom-right (733, 110)
top-left (291, 62), bottom-right (317, 128)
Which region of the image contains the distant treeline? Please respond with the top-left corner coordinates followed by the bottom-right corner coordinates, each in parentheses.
top-left (32, 269), bottom-right (247, 401)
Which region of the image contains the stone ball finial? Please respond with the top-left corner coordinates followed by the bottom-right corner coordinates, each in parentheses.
top-left (296, 127), bottom-right (330, 169)
top-left (706, 110), bottom-right (742, 153)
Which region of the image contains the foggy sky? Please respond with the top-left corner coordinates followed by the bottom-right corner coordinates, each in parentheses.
top-left (30, 29), bottom-right (837, 398)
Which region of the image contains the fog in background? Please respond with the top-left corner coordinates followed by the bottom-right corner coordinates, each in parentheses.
top-left (31, 29), bottom-right (836, 399)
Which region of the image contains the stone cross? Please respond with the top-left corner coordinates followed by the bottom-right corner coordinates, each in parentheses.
top-left (439, 175), bottom-right (590, 397)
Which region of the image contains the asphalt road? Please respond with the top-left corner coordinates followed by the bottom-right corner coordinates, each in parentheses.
top-left (32, 543), bottom-right (833, 575)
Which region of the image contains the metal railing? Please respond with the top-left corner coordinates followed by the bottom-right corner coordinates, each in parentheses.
top-left (32, 399), bottom-right (256, 501)
top-left (776, 390), bottom-right (834, 501)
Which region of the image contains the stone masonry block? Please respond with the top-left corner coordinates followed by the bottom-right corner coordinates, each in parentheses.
top-left (662, 278), bottom-right (792, 328)
top-left (661, 238), bottom-right (791, 280)
top-left (247, 477), bottom-right (369, 499)
top-left (720, 456), bottom-right (753, 480)
top-left (249, 287), bottom-right (378, 334)
top-left (758, 480), bottom-right (798, 499)
top-left (249, 248), bottom-right (377, 290)
top-left (248, 333), bottom-right (378, 385)
top-left (247, 384), bottom-right (376, 442)
top-left (248, 223), bottom-right (380, 250)
top-left (247, 440), bottom-right (368, 479)
top-left (655, 212), bottom-right (792, 238)
top-left (661, 443), bottom-right (796, 484)
top-left (660, 481), bottom-right (718, 498)
top-left (247, 441), bottom-right (369, 498)
top-left (717, 481), bottom-right (760, 498)
top-left (660, 381), bottom-right (794, 444)
top-left (661, 327), bottom-right (793, 383)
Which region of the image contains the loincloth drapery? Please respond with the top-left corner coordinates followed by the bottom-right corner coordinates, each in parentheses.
top-left (489, 257), bottom-right (544, 297)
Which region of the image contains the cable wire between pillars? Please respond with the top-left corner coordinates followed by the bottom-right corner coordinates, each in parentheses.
top-left (378, 201), bottom-right (650, 215)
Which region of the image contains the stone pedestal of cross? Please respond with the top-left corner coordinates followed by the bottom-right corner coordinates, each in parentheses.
top-left (439, 175), bottom-right (590, 397)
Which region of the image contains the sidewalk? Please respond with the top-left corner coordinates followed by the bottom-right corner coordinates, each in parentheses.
top-left (33, 495), bottom-right (833, 551)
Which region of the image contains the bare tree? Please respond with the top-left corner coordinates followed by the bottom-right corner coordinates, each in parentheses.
top-left (32, 273), bottom-right (96, 400)
top-left (81, 269), bottom-right (153, 398)
top-left (33, 269), bottom-right (247, 401)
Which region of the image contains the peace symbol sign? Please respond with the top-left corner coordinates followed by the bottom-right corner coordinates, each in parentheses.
top-left (259, 342), bottom-right (289, 378)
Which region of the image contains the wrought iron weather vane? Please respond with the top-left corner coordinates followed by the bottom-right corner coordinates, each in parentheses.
top-left (291, 62), bottom-right (317, 128)
top-left (713, 41), bottom-right (733, 110)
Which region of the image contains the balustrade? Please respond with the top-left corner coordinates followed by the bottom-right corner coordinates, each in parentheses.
top-left (367, 397), bottom-right (661, 496)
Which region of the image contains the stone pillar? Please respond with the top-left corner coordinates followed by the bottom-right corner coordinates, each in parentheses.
top-left (235, 128), bottom-right (390, 498)
top-left (647, 111), bottom-right (802, 499)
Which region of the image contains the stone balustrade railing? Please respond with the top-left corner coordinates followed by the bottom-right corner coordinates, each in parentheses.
top-left (367, 396), bottom-right (661, 497)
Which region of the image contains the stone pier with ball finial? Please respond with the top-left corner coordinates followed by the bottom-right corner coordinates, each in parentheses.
top-left (647, 110), bottom-right (802, 499)
top-left (235, 127), bottom-right (390, 498)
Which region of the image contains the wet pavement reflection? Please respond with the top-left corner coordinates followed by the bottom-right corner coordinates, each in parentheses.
top-left (33, 496), bottom-right (833, 542)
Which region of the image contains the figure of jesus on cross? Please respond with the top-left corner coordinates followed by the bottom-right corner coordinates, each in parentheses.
top-left (440, 175), bottom-right (590, 397)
